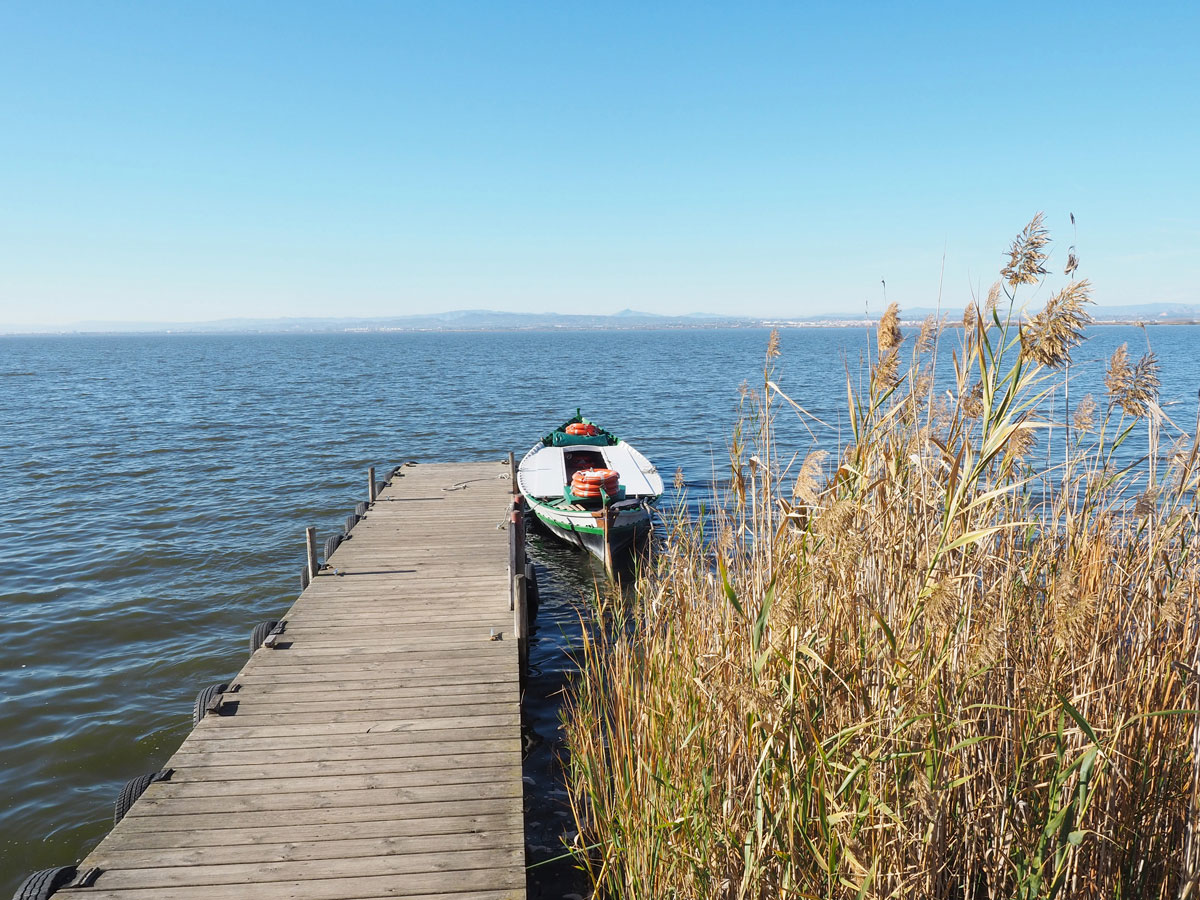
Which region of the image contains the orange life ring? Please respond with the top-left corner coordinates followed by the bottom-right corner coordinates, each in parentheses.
top-left (570, 488), bottom-right (611, 498)
top-left (574, 468), bottom-right (618, 484)
top-left (571, 468), bottom-right (619, 497)
top-left (565, 422), bottom-right (598, 436)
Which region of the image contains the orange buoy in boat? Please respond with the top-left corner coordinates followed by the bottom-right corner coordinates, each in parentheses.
top-left (571, 468), bottom-right (620, 497)
top-left (565, 422), bottom-right (599, 436)
top-left (574, 468), bottom-right (619, 486)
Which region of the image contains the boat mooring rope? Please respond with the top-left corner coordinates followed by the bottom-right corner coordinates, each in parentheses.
top-left (442, 473), bottom-right (509, 492)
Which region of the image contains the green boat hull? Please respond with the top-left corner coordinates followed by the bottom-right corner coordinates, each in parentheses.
top-left (527, 497), bottom-right (651, 561)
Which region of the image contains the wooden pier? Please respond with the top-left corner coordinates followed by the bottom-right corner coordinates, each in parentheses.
top-left (52, 461), bottom-right (527, 900)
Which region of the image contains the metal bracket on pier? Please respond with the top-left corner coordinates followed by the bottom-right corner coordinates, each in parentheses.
top-left (205, 683), bottom-right (240, 717)
top-left (70, 867), bottom-right (104, 888)
top-left (262, 621), bottom-right (287, 649)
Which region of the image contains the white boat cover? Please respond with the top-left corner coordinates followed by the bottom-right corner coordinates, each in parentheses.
top-left (519, 442), bottom-right (663, 500)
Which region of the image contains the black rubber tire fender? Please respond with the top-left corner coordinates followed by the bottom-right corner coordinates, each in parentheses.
top-left (249, 620), bottom-right (279, 654)
top-left (323, 534), bottom-right (343, 564)
top-left (113, 773), bottom-right (156, 825)
top-left (300, 567), bottom-right (310, 591)
top-left (524, 561), bottom-right (540, 624)
top-left (374, 480), bottom-right (387, 498)
top-left (11, 867), bottom-right (77, 900)
top-left (192, 681), bottom-right (228, 726)
top-left (345, 513), bottom-right (358, 534)
top-left (355, 501), bottom-right (368, 518)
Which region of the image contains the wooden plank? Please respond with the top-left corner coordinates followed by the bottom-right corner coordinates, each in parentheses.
top-left (89, 829), bottom-right (524, 870)
top-left (92, 811), bottom-right (523, 851)
top-left (287, 581), bottom-right (509, 592)
top-left (112, 797), bottom-right (521, 833)
top-left (284, 596), bottom-right (512, 609)
top-left (315, 553), bottom-right (506, 560)
top-left (62, 886), bottom-right (525, 900)
top-left (201, 705), bottom-right (516, 725)
top-left (225, 681), bottom-right (516, 703)
top-left (249, 636), bottom-right (512, 653)
top-left (140, 764), bottom-right (520, 799)
top-left (275, 611), bottom-right (513, 624)
top-left (310, 563), bottom-right (508, 573)
top-left (225, 688), bottom-right (519, 709)
top-left (170, 738), bottom-right (517, 767)
top-left (121, 780), bottom-right (520, 821)
top-left (276, 609), bottom-right (508, 624)
top-left (168, 751), bottom-right (518, 783)
top-left (235, 658), bottom-right (517, 675)
top-left (66, 848), bottom-right (524, 887)
top-left (240, 644), bottom-right (514, 663)
top-left (284, 600), bottom-right (511, 613)
top-left (294, 580), bottom-right (509, 593)
top-left (183, 718), bottom-right (520, 742)
top-left (169, 731), bottom-right (520, 756)
top-left (280, 607), bottom-right (512, 618)
top-left (257, 633), bottom-right (513, 645)
top-left (306, 562), bottom-right (508, 573)
top-left (226, 694), bottom-right (517, 716)
top-left (230, 660), bottom-right (515, 679)
top-left (228, 672), bottom-right (514, 690)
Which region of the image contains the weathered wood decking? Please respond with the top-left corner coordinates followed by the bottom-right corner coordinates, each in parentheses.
top-left (62, 461), bottom-right (525, 900)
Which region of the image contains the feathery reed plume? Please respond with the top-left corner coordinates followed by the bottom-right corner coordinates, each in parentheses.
top-left (1134, 488), bottom-right (1157, 518)
top-left (1106, 344), bottom-right (1161, 417)
top-left (962, 300), bottom-right (979, 331)
top-left (1004, 421), bottom-right (1038, 460)
top-left (1001, 212), bottom-right (1050, 286)
top-left (1072, 394), bottom-right (1097, 433)
top-left (1020, 278), bottom-right (1093, 368)
top-left (1106, 343), bottom-right (1132, 396)
top-left (1132, 351), bottom-right (1162, 410)
top-left (877, 301), bottom-right (903, 352)
top-left (962, 380), bottom-right (985, 419)
top-left (872, 302), bottom-right (904, 388)
top-left (986, 280), bottom-right (1002, 314)
top-left (875, 347), bottom-right (900, 387)
top-left (792, 449), bottom-right (828, 503)
top-left (917, 314), bottom-right (937, 354)
top-left (1065, 247), bottom-right (1080, 275)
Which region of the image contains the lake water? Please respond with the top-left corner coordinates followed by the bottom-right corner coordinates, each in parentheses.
top-left (1, 325), bottom-right (1196, 895)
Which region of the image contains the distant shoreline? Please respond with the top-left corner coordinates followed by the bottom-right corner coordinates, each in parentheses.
top-left (2, 317), bottom-right (1197, 337)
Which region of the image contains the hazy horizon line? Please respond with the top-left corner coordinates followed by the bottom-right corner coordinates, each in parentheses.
top-left (4, 302), bottom-right (1199, 337)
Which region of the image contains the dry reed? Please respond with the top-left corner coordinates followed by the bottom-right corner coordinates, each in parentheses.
top-left (564, 216), bottom-right (1200, 899)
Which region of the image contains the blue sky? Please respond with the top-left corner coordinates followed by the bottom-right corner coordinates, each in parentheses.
top-left (1, 2), bottom-right (1197, 325)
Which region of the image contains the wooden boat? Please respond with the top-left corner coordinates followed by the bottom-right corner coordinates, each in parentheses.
top-left (517, 412), bottom-right (663, 569)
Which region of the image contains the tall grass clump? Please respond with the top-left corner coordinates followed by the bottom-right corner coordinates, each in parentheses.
top-left (564, 216), bottom-right (1200, 899)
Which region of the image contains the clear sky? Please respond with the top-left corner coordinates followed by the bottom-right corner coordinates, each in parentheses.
top-left (1, 2), bottom-right (1197, 326)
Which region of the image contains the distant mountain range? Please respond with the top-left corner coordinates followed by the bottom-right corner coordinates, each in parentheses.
top-left (3, 309), bottom-right (762, 334)
top-left (4, 304), bottom-right (1198, 335)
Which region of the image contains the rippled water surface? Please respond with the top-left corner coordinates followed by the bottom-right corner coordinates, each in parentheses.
top-left (1, 327), bottom-right (1196, 894)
